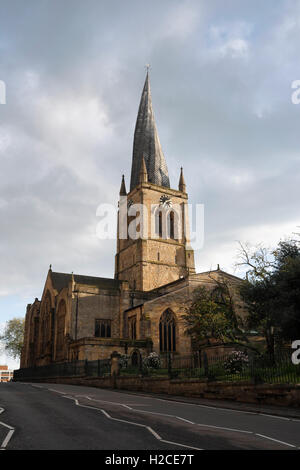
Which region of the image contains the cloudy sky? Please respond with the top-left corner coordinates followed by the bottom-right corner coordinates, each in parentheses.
top-left (1, 0), bottom-right (300, 368)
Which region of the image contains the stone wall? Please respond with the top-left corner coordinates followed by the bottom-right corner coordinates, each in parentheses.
top-left (15, 374), bottom-right (300, 408)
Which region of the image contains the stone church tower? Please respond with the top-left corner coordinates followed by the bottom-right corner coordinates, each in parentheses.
top-left (115, 72), bottom-right (195, 291)
top-left (20, 71), bottom-right (246, 372)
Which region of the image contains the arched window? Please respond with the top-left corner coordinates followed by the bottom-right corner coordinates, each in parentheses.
top-left (40, 293), bottom-right (52, 355)
top-left (168, 211), bottom-right (175, 239)
top-left (155, 210), bottom-right (163, 237)
top-left (55, 300), bottom-right (66, 361)
top-left (159, 309), bottom-right (176, 352)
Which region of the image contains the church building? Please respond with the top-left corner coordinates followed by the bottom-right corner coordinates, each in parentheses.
top-left (21, 72), bottom-right (244, 369)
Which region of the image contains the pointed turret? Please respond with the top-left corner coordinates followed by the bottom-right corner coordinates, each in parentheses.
top-left (139, 156), bottom-right (148, 183)
top-left (119, 174), bottom-right (127, 196)
top-left (130, 71), bottom-right (170, 191)
top-left (178, 167), bottom-right (186, 192)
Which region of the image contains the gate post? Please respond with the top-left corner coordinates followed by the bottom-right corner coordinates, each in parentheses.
top-left (110, 351), bottom-right (121, 388)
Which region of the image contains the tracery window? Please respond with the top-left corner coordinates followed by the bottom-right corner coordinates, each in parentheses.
top-left (159, 309), bottom-right (176, 352)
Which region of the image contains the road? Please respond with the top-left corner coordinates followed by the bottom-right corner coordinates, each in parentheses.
top-left (0, 382), bottom-right (299, 450)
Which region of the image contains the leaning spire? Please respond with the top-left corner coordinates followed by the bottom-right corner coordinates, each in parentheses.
top-left (130, 71), bottom-right (170, 191)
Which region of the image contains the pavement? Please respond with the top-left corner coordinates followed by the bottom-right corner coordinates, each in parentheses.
top-left (0, 381), bottom-right (300, 450)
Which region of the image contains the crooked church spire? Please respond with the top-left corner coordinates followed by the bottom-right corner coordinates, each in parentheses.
top-left (130, 71), bottom-right (170, 191)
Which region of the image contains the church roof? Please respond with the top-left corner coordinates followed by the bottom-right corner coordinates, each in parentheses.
top-left (50, 271), bottom-right (122, 292)
top-left (130, 71), bottom-right (170, 191)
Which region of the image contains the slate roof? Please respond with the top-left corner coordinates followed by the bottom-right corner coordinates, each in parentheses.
top-left (130, 71), bottom-right (170, 191)
top-left (50, 271), bottom-right (122, 292)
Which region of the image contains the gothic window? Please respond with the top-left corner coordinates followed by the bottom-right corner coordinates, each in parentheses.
top-left (128, 316), bottom-right (137, 340)
top-left (159, 309), bottom-right (176, 352)
top-left (41, 293), bottom-right (52, 354)
top-left (155, 210), bottom-right (163, 237)
top-left (168, 211), bottom-right (175, 239)
top-left (55, 300), bottom-right (66, 361)
top-left (95, 319), bottom-right (111, 338)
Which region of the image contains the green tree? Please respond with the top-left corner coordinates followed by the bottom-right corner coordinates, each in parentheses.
top-left (0, 317), bottom-right (25, 359)
top-left (273, 239), bottom-right (300, 340)
top-left (183, 280), bottom-right (248, 348)
top-left (237, 237), bottom-right (300, 358)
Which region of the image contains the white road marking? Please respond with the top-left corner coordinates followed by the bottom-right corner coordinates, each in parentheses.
top-left (259, 413), bottom-right (291, 421)
top-left (62, 395), bottom-right (202, 450)
top-left (40, 385), bottom-right (299, 449)
top-left (155, 397), bottom-right (300, 421)
top-left (1, 429), bottom-right (14, 449)
top-left (0, 408), bottom-right (15, 450)
top-left (176, 417), bottom-right (195, 424)
top-left (85, 396), bottom-right (132, 409)
top-left (196, 423), bottom-right (252, 434)
top-left (255, 433), bottom-right (296, 448)
top-left (26, 384), bottom-right (300, 422)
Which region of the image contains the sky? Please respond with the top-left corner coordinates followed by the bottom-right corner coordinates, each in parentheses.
top-left (0, 0), bottom-right (300, 369)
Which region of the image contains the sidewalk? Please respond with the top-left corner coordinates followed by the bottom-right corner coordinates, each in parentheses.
top-left (112, 388), bottom-right (300, 420)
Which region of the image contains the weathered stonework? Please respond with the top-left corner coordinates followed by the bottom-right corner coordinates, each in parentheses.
top-left (20, 73), bottom-right (246, 371)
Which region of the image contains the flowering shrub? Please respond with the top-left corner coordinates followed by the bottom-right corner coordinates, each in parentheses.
top-left (143, 352), bottom-right (161, 369)
top-left (224, 351), bottom-right (249, 374)
top-left (119, 354), bottom-right (130, 369)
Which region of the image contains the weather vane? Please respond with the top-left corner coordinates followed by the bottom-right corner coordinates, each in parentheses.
top-left (145, 63), bottom-right (151, 72)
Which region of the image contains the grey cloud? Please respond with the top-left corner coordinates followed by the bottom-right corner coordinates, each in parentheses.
top-left (0, 0), bottom-right (299, 313)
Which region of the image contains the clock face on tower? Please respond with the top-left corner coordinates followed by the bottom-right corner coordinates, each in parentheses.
top-left (159, 194), bottom-right (172, 208)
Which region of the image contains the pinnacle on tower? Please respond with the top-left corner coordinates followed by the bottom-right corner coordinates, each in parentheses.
top-left (178, 167), bottom-right (186, 192)
top-left (139, 156), bottom-right (148, 183)
top-left (130, 71), bottom-right (170, 191)
top-left (119, 174), bottom-right (127, 196)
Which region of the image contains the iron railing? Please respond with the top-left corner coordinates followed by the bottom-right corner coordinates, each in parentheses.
top-left (119, 349), bottom-right (300, 384)
top-left (14, 350), bottom-right (300, 385)
top-left (13, 358), bottom-right (111, 380)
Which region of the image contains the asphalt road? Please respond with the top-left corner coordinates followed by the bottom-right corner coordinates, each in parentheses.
top-left (0, 382), bottom-right (299, 450)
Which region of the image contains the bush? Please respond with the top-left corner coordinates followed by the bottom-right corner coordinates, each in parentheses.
top-left (143, 352), bottom-right (161, 370)
top-left (224, 351), bottom-right (249, 374)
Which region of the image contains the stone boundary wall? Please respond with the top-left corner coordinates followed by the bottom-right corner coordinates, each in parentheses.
top-left (14, 375), bottom-right (300, 408)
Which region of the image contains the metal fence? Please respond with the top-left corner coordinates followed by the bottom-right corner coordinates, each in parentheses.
top-left (13, 358), bottom-right (111, 380)
top-left (14, 350), bottom-right (300, 385)
top-left (119, 350), bottom-right (300, 385)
